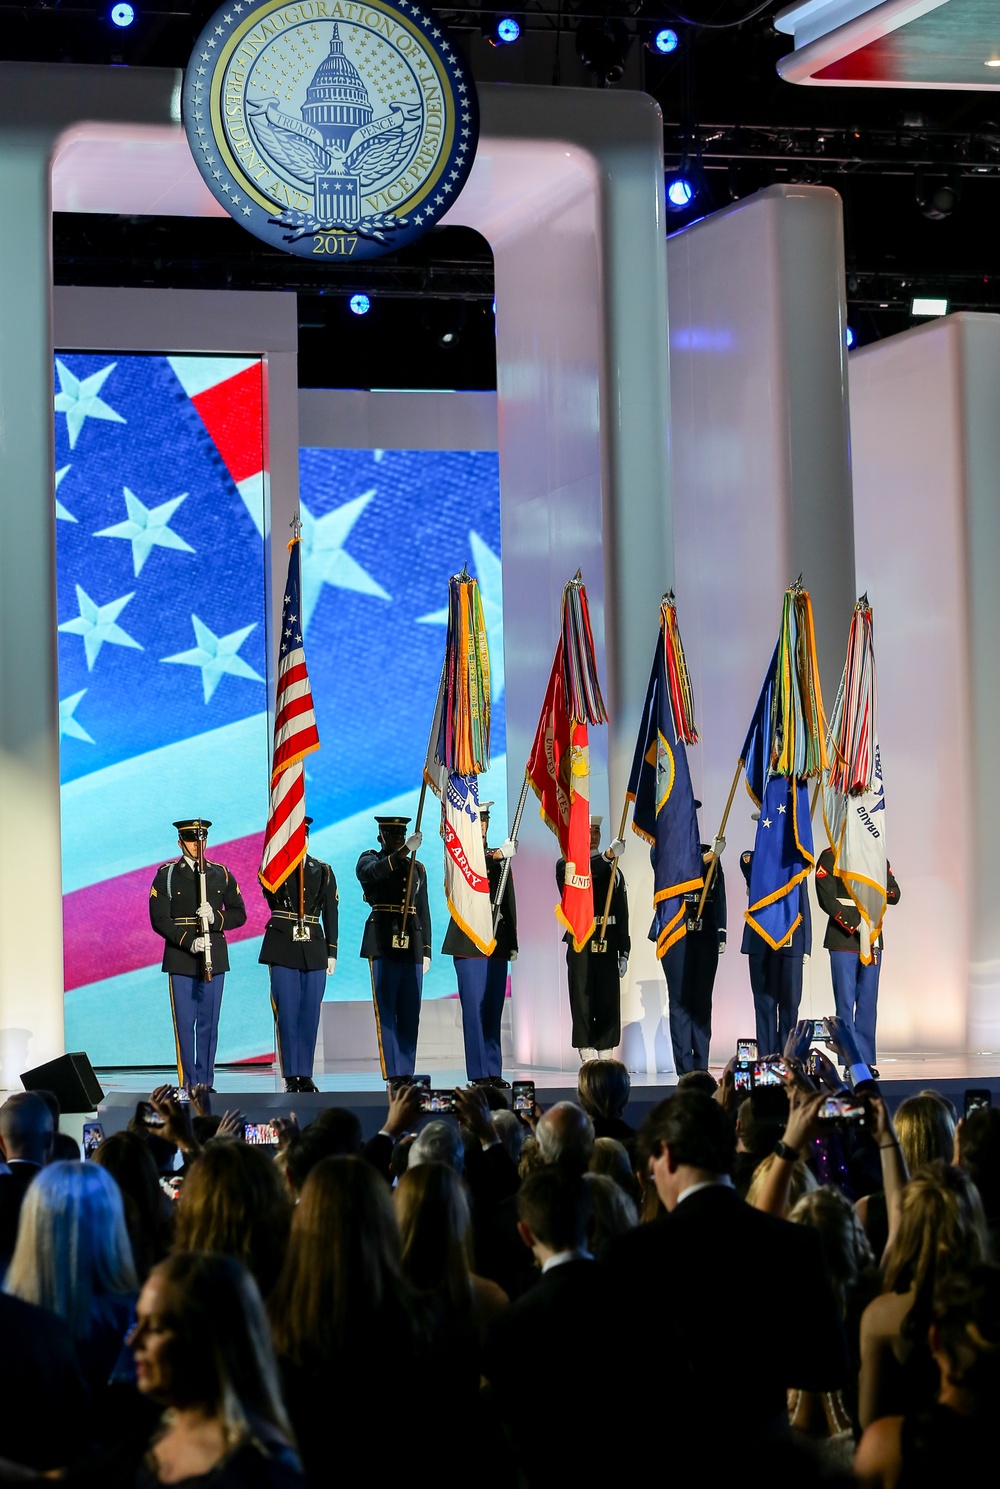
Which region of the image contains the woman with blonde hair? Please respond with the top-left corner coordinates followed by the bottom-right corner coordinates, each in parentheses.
top-left (858, 1161), bottom-right (988, 1428)
top-left (4, 1159), bottom-right (137, 1395)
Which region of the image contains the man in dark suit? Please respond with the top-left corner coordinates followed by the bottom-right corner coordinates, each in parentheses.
top-left (0, 1092), bottom-right (53, 1274)
top-left (149, 817), bottom-right (247, 1090)
top-left (816, 846), bottom-right (900, 1067)
top-left (356, 814), bottom-right (432, 1081)
top-left (487, 1168), bottom-right (617, 1485)
top-left (442, 799), bottom-right (517, 1087)
top-left (557, 815), bottom-right (630, 1059)
top-left (0, 1291), bottom-right (91, 1466)
top-left (603, 1091), bottom-right (848, 1443)
top-left (259, 817), bottom-right (339, 1093)
top-left (740, 839), bottom-right (811, 1056)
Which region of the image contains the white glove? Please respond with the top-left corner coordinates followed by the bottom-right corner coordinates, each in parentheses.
top-left (497, 837), bottom-right (517, 860)
top-left (509, 950), bottom-right (518, 963)
top-left (197, 904), bottom-right (215, 927)
top-left (718, 941), bottom-right (726, 956)
top-left (192, 935), bottom-right (209, 953)
top-left (422, 956), bottom-right (431, 975)
top-left (405, 831), bottom-right (422, 853)
top-left (803, 953), bottom-right (811, 964)
top-left (609, 837), bottom-right (626, 858)
top-left (618, 955), bottom-right (628, 977)
top-left (712, 835), bottom-right (726, 856)
top-left (326, 957), bottom-right (337, 976)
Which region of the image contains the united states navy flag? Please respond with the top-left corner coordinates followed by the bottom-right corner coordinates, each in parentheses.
top-left (627, 624), bottom-right (703, 957)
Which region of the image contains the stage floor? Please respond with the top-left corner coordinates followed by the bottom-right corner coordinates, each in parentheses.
top-left (81, 1050), bottom-right (1000, 1141)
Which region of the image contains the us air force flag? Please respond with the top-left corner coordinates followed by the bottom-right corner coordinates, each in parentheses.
top-left (741, 642), bottom-right (815, 951)
top-left (824, 741), bottom-right (888, 963)
top-left (424, 666), bottom-right (496, 955)
top-left (627, 633), bottom-right (703, 957)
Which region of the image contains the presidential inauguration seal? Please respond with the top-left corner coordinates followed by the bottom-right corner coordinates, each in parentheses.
top-left (182, 0), bottom-right (478, 259)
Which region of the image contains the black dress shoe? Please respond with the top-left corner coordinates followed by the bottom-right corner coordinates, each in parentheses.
top-left (297, 1077), bottom-right (319, 1093)
top-left (284, 1077), bottom-right (300, 1093)
top-left (470, 1077), bottom-right (493, 1087)
top-left (490, 1076), bottom-right (511, 1089)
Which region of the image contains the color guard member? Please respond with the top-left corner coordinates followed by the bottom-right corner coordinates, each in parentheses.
top-left (356, 815), bottom-right (431, 1081)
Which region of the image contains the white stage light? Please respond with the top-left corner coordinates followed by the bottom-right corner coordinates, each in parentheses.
top-left (911, 296), bottom-right (949, 317)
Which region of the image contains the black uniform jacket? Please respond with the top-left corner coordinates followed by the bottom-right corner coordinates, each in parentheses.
top-left (649, 844), bottom-right (727, 948)
top-left (149, 856), bottom-right (247, 975)
top-left (258, 855), bottom-right (339, 971)
top-left (556, 853), bottom-right (631, 957)
top-left (815, 846), bottom-right (900, 952)
top-left (356, 846), bottom-right (431, 962)
top-left (739, 849), bottom-right (811, 957)
top-left (442, 854), bottom-right (518, 960)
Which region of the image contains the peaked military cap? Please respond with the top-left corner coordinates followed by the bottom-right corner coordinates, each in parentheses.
top-left (375, 815), bottom-right (411, 827)
top-left (173, 818), bottom-right (211, 839)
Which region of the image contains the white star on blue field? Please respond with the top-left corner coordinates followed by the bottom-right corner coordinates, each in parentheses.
top-left (54, 360), bottom-right (126, 450)
top-left (299, 491), bottom-right (391, 629)
top-left (55, 465), bottom-right (76, 523)
top-left (95, 488), bottom-right (195, 576)
top-left (162, 615), bottom-right (265, 703)
top-left (59, 690), bottom-right (94, 744)
top-left (58, 585), bottom-right (143, 671)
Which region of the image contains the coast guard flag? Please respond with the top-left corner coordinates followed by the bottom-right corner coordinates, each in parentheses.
top-left (526, 646), bottom-right (594, 952)
top-left (259, 538), bottom-right (320, 891)
top-left (742, 643), bottom-right (814, 951)
top-left (627, 632), bottom-right (703, 958)
top-left (424, 665), bottom-right (496, 955)
top-left (823, 742), bottom-right (887, 962)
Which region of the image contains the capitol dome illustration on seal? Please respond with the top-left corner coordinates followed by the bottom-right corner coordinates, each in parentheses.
top-left (183, 0), bottom-right (479, 259)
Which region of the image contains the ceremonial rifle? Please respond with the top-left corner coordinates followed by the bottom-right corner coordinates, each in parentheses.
top-left (196, 836), bottom-right (214, 982)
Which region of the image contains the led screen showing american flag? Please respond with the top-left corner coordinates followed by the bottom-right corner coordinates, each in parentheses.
top-left (56, 352), bottom-right (504, 1066)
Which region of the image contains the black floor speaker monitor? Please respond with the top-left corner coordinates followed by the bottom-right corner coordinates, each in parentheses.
top-left (21, 1052), bottom-right (104, 1113)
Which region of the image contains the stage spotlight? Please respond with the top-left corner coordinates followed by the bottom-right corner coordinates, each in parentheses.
top-left (482, 14), bottom-right (521, 46)
top-left (667, 175), bottom-right (694, 208)
top-left (110, 1), bottom-right (135, 24)
top-left (845, 326), bottom-right (855, 349)
top-left (915, 170), bottom-right (960, 221)
top-left (576, 19), bottom-right (631, 85)
top-left (651, 26), bottom-right (679, 53)
top-left (349, 293), bottom-right (371, 316)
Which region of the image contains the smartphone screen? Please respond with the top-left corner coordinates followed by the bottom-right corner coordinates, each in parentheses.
top-left (965, 1089), bottom-right (992, 1118)
top-left (138, 1101), bottom-right (165, 1128)
top-left (736, 1038), bottom-right (758, 1062)
top-left (424, 1090), bottom-right (456, 1114)
top-left (753, 1060), bottom-right (783, 1089)
top-left (818, 1096), bottom-right (865, 1122)
top-left (512, 1080), bottom-right (535, 1115)
top-left (733, 1061), bottom-right (753, 1094)
top-left (243, 1121), bottom-right (278, 1146)
top-left (811, 1018), bottom-right (827, 1042)
top-left (82, 1121), bottom-right (104, 1159)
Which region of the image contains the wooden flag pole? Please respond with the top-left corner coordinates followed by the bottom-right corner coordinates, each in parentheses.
top-left (693, 758), bottom-right (744, 924)
top-left (810, 780), bottom-right (822, 820)
top-left (493, 773), bottom-right (531, 933)
top-left (396, 779), bottom-right (428, 950)
top-left (595, 795), bottom-right (631, 952)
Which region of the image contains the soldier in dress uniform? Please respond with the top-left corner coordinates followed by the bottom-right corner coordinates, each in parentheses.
top-left (660, 804), bottom-right (727, 1074)
top-left (356, 815), bottom-right (431, 1081)
top-left (557, 815), bottom-right (630, 1062)
top-left (815, 846), bottom-right (900, 1067)
top-left (442, 800), bottom-right (517, 1088)
top-left (148, 818), bottom-right (247, 1091)
top-left (740, 824), bottom-right (811, 1056)
top-left (258, 818), bottom-right (339, 1094)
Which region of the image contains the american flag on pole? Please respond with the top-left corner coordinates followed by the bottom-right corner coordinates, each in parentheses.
top-left (259, 535), bottom-right (320, 891)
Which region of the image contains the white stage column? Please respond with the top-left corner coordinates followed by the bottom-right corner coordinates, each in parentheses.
top-left (0, 65), bottom-right (179, 1082)
top-left (449, 88), bottom-right (671, 1068)
top-left (666, 184), bottom-right (855, 1064)
top-left (848, 313), bottom-right (1000, 1054)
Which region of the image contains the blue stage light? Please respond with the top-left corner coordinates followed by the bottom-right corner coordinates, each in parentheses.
top-left (349, 294), bottom-right (371, 316)
top-left (846, 325), bottom-right (855, 348)
top-left (496, 16), bottom-right (520, 42)
top-left (667, 176), bottom-right (694, 208)
top-left (654, 27), bottom-right (679, 53)
top-left (111, 2), bottom-right (135, 26)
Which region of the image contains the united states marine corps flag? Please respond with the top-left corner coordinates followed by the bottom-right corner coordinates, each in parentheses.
top-left (526, 573), bottom-right (608, 951)
top-left (742, 581), bottom-right (827, 949)
top-left (424, 570), bottom-right (496, 954)
top-left (627, 595), bottom-right (704, 957)
top-left (823, 596), bottom-right (887, 963)
top-left (259, 529), bottom-right (320, 891)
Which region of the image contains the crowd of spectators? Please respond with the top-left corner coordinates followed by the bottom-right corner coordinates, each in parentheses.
top-left (0, 1022), bottom-right (999, 1487)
